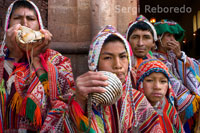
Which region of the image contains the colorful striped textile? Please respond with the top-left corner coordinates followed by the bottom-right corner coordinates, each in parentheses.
top-left (136, 59), bottom-right (184, 132)
top-left (87, 25), bottom-right (162, 132)
top-left (0, 0), bottom-right (75, 132)
top-left (153, 50), bottom-right (200, 132)
top-left (65, 76), bottom-right (163, 133)
top-left (153, 51), bottom-right (200, 96)
top-left (41, 25), bottom-right (163, 132)
top-left (0, 48), bottom-right (75, 132)
top-left (132, 50), bottom-right (198, 118)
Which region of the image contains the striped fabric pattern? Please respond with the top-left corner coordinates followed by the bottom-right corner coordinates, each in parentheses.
top-left (0, 48), bottom-right (75, 132)
top-left (136, 59), bottom-right (184, 132)
top-left (153, 51), bottom-right (200, 114)
top-left (153, 51), bottom-right (200, 132)
top-left (41, 25), bottom-right (164, 132)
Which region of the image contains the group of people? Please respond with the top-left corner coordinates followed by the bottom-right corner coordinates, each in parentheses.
top-left (1, 0), bottom-right (200, 132)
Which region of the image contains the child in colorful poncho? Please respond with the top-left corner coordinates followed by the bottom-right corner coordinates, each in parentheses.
top-left (41, 25), bottom-right (164, 132)
top-left (0, 0), bottom-right (75, 132)
top-left (153, 20), bottom-right (200, 132)
top-left (126, 15), bottom-right (200, 132)
top-left (136, 59), bottom-right (184, 132)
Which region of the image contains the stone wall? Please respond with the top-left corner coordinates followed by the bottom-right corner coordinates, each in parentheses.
top-left (116, 0), bottom-right (138, 34)
top-left (49, 0), bottom-right (138, 78)
top-left (48, 0), bottom-right (92, 78)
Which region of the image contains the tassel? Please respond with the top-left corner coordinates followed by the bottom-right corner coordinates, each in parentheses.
top-left (185, 103), bottom-right (194, 119)
top-left (10, 92), bottom-right (23, 114)
top-left (39, 54), bottom-right (48, 72)
top-left (0, 79), bottom-right (6, 120)
top-left (71, 100), bottom-right (89, 128)
top-left (195, 75), bottom-right (200, 83)
top-left (80, 120), bottom-right (95, 133)
top-left (0, 80), bottom-right (5, 94)
top-left (0, 121), bottom-right (2, 133)
top-left (94, 112), bottom-right (104, 133)
top-left (20, 97), bottom-right (28, 116)
top-left (195, 94), bottom-right (200, 103)
top-left (71, 99), bottom-right (96, 133)
top-left (33, 106), bottom-right (42, 127)
top-left (26, 98), bottom-right (37, 122)
top-left (192, 94), bottom-right (200, 113)
top-left (42, 80), bottom-right (49, 96)
top-left (0, 80), bottom-right (4, 132)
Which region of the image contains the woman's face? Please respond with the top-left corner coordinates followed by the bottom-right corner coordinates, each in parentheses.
top-left (98, 41), bottom-right (129, 83)
top-left (142, 72), bottom-right (168, 106)
top-left (9, 7), bottom-right (39, 30)
top-left (160, 32), bottom-right (176, 51)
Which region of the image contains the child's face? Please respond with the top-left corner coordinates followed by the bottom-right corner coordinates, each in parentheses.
top-left (98, 41), bottom-right (129, 84)
top-left (143, 72), bottom-right (168, 106)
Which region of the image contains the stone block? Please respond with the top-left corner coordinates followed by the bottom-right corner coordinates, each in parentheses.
top-left (77, 25), bottom-right (91, 42)
top-left (78, 8), bottom-right (91, 25)
top-left (49, 0), bottom-right (77, 7)
top-left (78, 0), bottom-right (90, 8)
top-left (48, 6), bottom-right (78, 25)
top-left (48, 23), bottom-right (77, 42)
top-left (65, 54), bottom-right (89, 79)
top-left (116, 0), bottom-right (138, 34)
top-left (90, 0), bottom-right (118, 36)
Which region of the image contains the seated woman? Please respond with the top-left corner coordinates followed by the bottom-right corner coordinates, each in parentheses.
top-left (41, 25), bottom-right (163, 132)
top-left (136, 58), bottom-right (184, 132)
